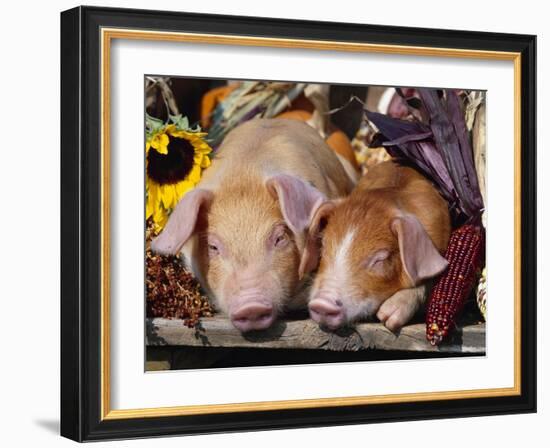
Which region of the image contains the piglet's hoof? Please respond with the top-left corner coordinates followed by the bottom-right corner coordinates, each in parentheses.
top-left (376, 301), bottom-right (410, 333)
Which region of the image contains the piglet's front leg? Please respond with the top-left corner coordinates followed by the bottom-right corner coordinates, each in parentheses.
top-left (376, 284), bottom-right (428, 332)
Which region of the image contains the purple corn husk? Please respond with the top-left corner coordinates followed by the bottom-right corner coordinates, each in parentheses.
top-left (365, 89), bottom-right (484, 224)
top-left (364, 110), bottom-right (460, 217)
top-left (445, 90), bottom-right (484, 215)
top-left (417, 89), bottom-right (484, 221)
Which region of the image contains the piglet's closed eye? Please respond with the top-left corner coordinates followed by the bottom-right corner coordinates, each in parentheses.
top-left (391, 214), bottom-right (448, 286)
top-left (151, 189), bottom-right (213, 255)
top-left (365, 249), bottom-right (391, 275)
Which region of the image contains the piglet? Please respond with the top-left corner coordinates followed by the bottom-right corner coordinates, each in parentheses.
top-left (304, 161), bottom-right (451, 331)
top-left (151, 118), bottom-right (355, 332)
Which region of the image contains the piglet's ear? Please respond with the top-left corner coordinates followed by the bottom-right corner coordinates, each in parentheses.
top-left (298, 200), bottom-right (338, 279)
top-left (266, 174), bottom-right (329, 280)
top-left (391, 215), bottom-right (448, 286)
top-left (151, 189), bottom-right (213, 256)
top-left (266, 174), bottom-right (327, 235)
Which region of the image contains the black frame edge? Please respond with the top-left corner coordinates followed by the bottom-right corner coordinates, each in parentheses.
top-left (519, 34), bottom-right (537, 414)
top-left (60, 6), bottom-right (83, 442)
top-left (60, 6), bottom-right (537, 442)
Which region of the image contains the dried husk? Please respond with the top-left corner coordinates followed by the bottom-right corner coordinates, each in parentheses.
top-left (472, 102), bottom-right (487, 228)
top-left (206, 81), bottom-right (306, 147)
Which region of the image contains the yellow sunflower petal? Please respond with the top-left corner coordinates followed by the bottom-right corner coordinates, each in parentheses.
top-left (164, 124), bottom-right (176, 135)
top-left (157, 213), bottom-right (168, 230)
top-left (169, 185), bottom-right (179, 209)
top-left (193, 152), bottom-right (203, 165)
top-left (161, 184), bottom-right (175, 209)
top-left (150, 134), bottom-right (160, 148)
top-left (153, 205), bottom-right (168, 229)
top-left (147, 180), bottom-right (158, 203)
top-left (158, 134), bottom-right (169, 154)
top-left (146, 196), bottom-right (154, 219)
top-left (169, 130), bottom-right (187, 139)
top-left (175, 180), bottom-right (194, 198)
top-left (188, 164), bottom-right (202, 184)
top-left (201, 155), bottom-right (211, 169)
top-left (146, 180), bottom-right (160, 219)
top-left (194, 143), bottom-right (212, 155)
top-left (151, 133), bottom-right (169, 155)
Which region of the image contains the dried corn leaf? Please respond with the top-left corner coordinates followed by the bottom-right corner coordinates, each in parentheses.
top-left (472, 102), bottom-right (487, 227)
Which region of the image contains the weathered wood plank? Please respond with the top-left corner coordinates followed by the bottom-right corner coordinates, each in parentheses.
top-left (146, 317), bottom-right (485, 353)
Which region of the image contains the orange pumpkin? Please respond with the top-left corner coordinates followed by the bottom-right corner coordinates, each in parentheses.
top-left (277, 110), bottom-right (359, 172)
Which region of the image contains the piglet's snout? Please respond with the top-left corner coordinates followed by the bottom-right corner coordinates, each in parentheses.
top-left (226, 271), bottom-right (279, 332)
top-left (230, 301), bottom-right (275, 332)
top-left (309, 297), bottom-right (345, 330)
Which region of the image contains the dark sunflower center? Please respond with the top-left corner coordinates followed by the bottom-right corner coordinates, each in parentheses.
top-left (147, 136), bottom-right (195, 185)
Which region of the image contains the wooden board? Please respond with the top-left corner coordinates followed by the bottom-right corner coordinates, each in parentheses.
top-left (147, 317), bottom-right (485, 353)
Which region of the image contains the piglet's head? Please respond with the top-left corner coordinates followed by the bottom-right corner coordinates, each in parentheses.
top-left (306, 199), bottom-right (448, 330)
top-left (151, 174), bottom-right (326, 332)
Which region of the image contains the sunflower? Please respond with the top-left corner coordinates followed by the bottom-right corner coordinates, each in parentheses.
top-left (145, 115), bottom-right (212, 230)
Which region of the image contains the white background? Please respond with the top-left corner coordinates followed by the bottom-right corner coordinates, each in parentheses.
top-left (0, 0), bottom-right (546, 446)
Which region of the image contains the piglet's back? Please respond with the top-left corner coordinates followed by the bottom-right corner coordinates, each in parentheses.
top-left (199, 118), bottom-right (355, 198)
top-left (354, 161), bottom-right (450, 252)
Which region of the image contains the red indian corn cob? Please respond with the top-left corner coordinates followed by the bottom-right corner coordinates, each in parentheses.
top-left (426, 224), bottom-right (484, 345)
